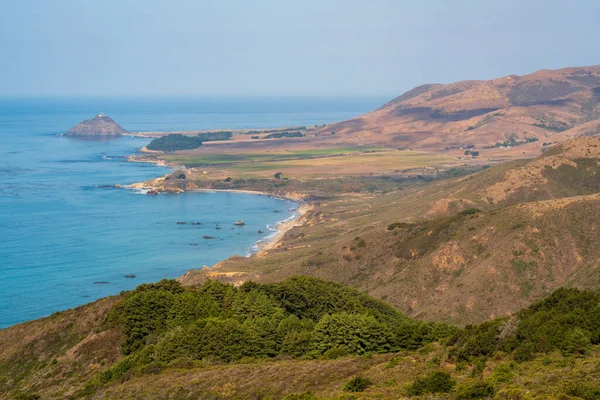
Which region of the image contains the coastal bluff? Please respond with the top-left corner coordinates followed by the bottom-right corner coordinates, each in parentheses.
top-left (65, 113), bottom-right (127, 136)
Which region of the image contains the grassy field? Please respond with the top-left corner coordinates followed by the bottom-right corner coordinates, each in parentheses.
top-left (162, 147), bottom-right (386, 165)
top-left (161, 148), bottom-right (454, 179)
top-left (81, 346), bottom-right (600, 399)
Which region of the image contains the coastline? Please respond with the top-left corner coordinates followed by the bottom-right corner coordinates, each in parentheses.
top-left (183, 189), bottom-right (310, 259)
top-left (176, 199), bottom-right (312, 287)
top-left (250, 201), bottom-right (311, 256)
top-left (124, 157), bottom-right (312, 273)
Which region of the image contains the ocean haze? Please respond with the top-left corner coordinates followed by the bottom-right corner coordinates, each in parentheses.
top-left (1, 0), bottom-right (599, 97)
top-left (0, 97), bottom-right (386, 131)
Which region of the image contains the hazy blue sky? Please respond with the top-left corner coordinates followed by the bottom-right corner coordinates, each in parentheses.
top-left (1, 0), bottom-right (599, 97)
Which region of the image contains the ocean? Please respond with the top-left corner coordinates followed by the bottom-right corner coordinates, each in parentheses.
top-left (0, 96), bottom-right (385, 328)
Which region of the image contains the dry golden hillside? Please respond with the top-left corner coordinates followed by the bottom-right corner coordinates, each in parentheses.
top-left (180, 136), bottom-right (600, 324)
top-left (317, 65), bottom-right (600, 159)
top-left (4, 137), bottom-right (600, 400)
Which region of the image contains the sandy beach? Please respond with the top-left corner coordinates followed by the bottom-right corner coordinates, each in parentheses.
top-left (189, 189), bottom-right (311, 257)
top-left (126, 172), bottom-right (311, 269)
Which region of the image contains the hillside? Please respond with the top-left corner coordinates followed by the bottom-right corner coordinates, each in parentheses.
top-left (180, 136), bottom-right (600, 324)
top-left (2, 278), bottom-right (600, 399)
top-left (7, 68), bottom-right (600, 399)
top-left (4, 137), bottom-right (600, 398)
top-left (317, 65), bottom-right (600, 158)
top-left (65, 114), bottom-right (128, 137)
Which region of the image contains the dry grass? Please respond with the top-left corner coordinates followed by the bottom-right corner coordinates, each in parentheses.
top-left (180, 137), bottom-right (600, 325)
top-left (84, 345), bottom-right (600, 399)
top-left (0, 296), bottom-right (123, 399)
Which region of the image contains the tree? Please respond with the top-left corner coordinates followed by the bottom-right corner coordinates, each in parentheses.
top-left (563, 328), bottom-right (592, 355)
top-left (195, 318), bottom-right (254, 361)
top-left (312, 313), bottom-right (392, 355)
top-left (166, 292), bottom-right (221, 328)
top-left (281, 331), bottom-right (314, 357)
top-left (120, 290), bottom-right (176, 354)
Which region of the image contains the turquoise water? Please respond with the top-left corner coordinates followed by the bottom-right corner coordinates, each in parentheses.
top-left (0, 97), bottom-right (384, 328)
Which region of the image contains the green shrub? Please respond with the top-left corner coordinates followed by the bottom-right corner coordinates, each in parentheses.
top-left (323, 347), bottom-right (349, 359)
top-left (470, 356), bottom-right (487, 377)
top-left (493, 388), bottom-right (534, 400)
top-left (386, 356), bottom-right (401, 369)
top-left (455, 381), bottom-right (495, 399)
top-left (512, 221), bottom-right (527, 229)
top-left (490, 363), bottom-right (514, 384)
top-left (343, 376), bottom-right (372, 393)
top-left (459, 208), bottom-right (482, 215)
top-left (13, 393), bottom-right (41, 400)
top-left (565, 382), bottom-right (600, 400)
top-left (448, 319), bottom-right (504, 361)
top-left (405, 371), bottom-right (456, 396)
top-left (167, 357), bottom-right (196, 369)
top-left (513, 341), bottom-right (535, 362)
top-left (563, 327), bottom-right (592, 356)
top-left (448, 287), bottom-right (600, 363)
top-left (387, 222), bottom-right (402, 230)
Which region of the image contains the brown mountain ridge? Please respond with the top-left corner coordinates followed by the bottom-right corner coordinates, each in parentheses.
top-left (316, 65), bottom-right (600, 158)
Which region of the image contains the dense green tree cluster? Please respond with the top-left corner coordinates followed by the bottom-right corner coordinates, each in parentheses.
top-left (146, 132), bottom-right (233, 152)
top-left (94, 278), bottom-right (600, 396)
top-left (196, 131), bottom-right (232, 141)
top-left (146, 134), bottom-right (203, 151)
top-left (454, 381), bottom-right (495, 399)
top-left (448, 288), bottom-right (600, 362)
top-left (80, 281), bottom-right (600, 398)
top-left (97, 277), bottom-right (453, 386)
top-left (264, 131), bottom-right (304, 139)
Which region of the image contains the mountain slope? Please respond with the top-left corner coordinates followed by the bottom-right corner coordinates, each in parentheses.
top-left (181, 136), bottom-right (600, 324)
top-left (2, 279), bottom-right (600, 399)
top-left (317, 65), bottom-right (600, 158)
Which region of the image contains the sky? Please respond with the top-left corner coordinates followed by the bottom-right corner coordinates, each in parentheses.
top-left (1, 0), bottom-right (599, 97)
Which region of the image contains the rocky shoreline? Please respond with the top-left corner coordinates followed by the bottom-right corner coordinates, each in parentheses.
top-left (124, 155), bottom-right (313, 281)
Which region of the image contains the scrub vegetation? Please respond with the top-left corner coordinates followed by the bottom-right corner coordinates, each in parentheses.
top-left (3, 278), bottom-right (600, 399)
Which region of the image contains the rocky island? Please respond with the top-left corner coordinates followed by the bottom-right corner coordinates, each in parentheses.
top-left (65, 113), bottom-right (128, 137)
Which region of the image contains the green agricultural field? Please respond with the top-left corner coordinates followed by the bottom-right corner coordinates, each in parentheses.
top-left (161, 148), bottom-right (454, 179)
top-left (162, 146), bottom-right (388, 166)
